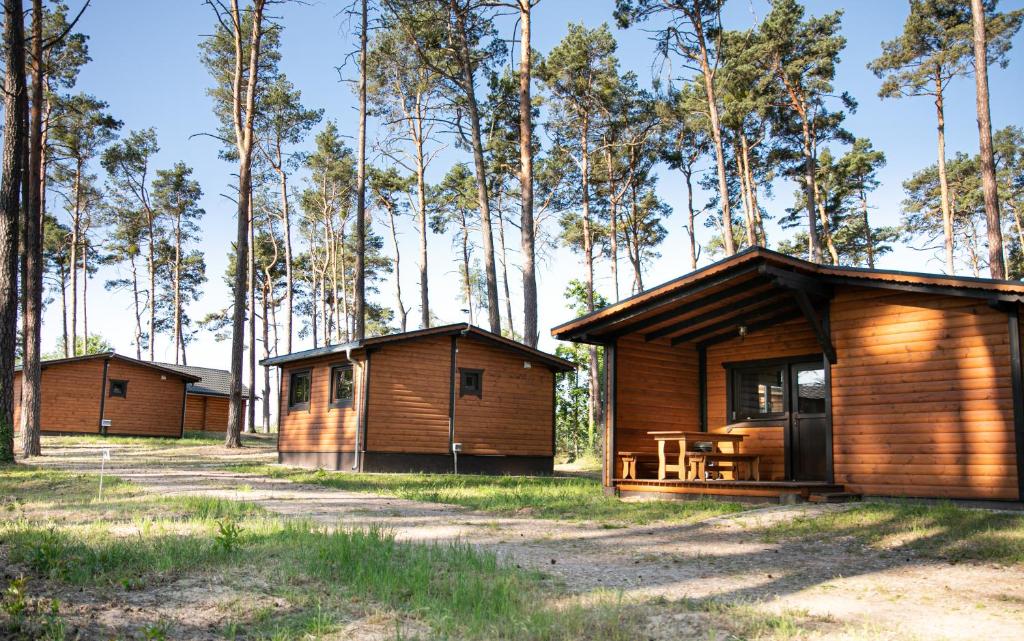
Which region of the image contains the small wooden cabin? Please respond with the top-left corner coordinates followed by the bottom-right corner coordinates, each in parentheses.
top-left (552, 248), bottom-right (1024, 503)
top-left (262, 323), bottom-right (574, 475)
top-left (13, 353), bottom-right (201, 438)
top-left (157, 363), bottom-right (253, 433)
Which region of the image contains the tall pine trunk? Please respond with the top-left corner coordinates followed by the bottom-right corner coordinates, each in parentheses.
top-left (20, 0), bottom-right (44, 457)
top-left (970, 0), bottom-right (1005, 279)
top-left (414, 133), bottom-right (430, 328)
top-left (605, 146), bottom-right (620, 301)
top-left (69, 165), bottom-right (81, 354)
top-left (276, 162), bottom-right (293, 353)
top-left (452, 1), bottom-right (500, 333)
top-left (934, 72), bottom-right (955, 274)
top-left (82, 238), bottom-right (89, 348)
top-left (693, 10), bottom-right (734, 256)
top-left (683, 166), bottom-right (698, 270)
top-left (131, 255), bottom-right (143, 359)
top-left (226, 0), bottom-right (267, 447)
top-left (496, 205), bottom-right (515, 337)
top-left (246, 203), bottom-right (256, 434)
top-left (518, 0), bottom-right (537, 347)
top-left (173, 210), bottom-right (182, 364)
top-left (385, 202), bottom-right (407, 332)
top-left (0, 0), bottom-right (26, 464)
top-left (353, 0), bottom-right (367, 339)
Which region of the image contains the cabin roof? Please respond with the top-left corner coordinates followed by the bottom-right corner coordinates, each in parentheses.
top-left (261, 323), bottom-right (575, 372)
top-left (17, 352), bottom-right (203, 382)
top-left (153, 363), bottom-right (253, 399)
top-left (552, 247), bottom-right (1024, 344)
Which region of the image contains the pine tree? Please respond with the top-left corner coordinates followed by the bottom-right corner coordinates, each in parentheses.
top-left (870, 0), bottom-right (1022, 275)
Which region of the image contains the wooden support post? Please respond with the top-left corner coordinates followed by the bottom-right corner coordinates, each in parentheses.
top-left (604, 340), bottom-right (617, 488)
top-left (1005, 305), bottom-right (1024, 502)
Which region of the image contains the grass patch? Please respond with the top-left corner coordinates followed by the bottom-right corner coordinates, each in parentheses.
top-left (1, 467), bottom-right (646, 640)
top-left (762, 500), bottom-right (1024, 564)
top-left (232, 464), bottom-right (746, 525)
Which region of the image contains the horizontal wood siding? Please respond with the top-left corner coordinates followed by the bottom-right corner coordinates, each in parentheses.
top-left (831, 287), bottom-right (1019, 500)
top-left (103, 360), bottom-right (187, 437)
top-left (614, 335), bottom-right (699, 458)
top-left (707, 317), bottom-right (821, 481)
top-left (367, 336), bottom-right (451, 454)
top-left (13, 360), bottom-right (103, 434)
top-left (184, 395), bottom-right (205, 431)
top-left (183, 395), bottom-right (231, 432)
top-left (454, 335), bottom-right (555, 456)
top-left (278, 354), bottom-right (363, 453)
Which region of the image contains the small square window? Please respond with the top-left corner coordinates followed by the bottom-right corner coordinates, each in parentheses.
top-left (330, 365), bottom-right (354, 408)
top-left (109, 380), bottom-right (128, 398)
top-left (459, 368), bottom-right (483, 398)
top-left (289, 370), bottom-right (312, 410)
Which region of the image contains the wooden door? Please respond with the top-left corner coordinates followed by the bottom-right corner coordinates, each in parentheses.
top-left (789, 362), bottom-right (829, 481)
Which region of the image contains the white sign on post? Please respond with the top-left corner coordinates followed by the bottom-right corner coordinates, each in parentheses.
top-left (98, 448), bottom-right (111, 501)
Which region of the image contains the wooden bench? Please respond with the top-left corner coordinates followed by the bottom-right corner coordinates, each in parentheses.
top-left (698, 453), bottom-right (761, 481)
top-left (617, 451), bottom-right (657, 480)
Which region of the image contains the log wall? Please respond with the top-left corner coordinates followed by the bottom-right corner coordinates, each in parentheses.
top-left (454, 335), bottom-right (554, 456)
top-left (183, 394), bottom-right (232, 432)
top-left (277, 354), bottom-right (364, 453)
top-left (103, 359), bottom-right (188, 437)
top-left (830, 287), bottom-right (1020, 500)
top-left (614, 334), bottom-right (699, 456)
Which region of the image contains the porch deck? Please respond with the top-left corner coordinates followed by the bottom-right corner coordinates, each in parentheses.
top-left (615, 478), bottom-right (846, 502)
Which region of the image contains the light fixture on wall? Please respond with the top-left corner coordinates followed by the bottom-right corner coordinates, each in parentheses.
top-left (738, 325), bottom-right (748, 338)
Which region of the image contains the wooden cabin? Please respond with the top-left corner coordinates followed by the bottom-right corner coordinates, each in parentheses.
top-left (262, 323), bottom-right (574, 475)
top-left (13, 353), bottom-right (201, 438)
top-left (156, 363), bottom-right (253, 433)
top-left (552, 248), bottom-right (1024, 503)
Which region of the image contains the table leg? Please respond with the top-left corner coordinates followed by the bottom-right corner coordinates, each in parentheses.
top-left (657, 440), bottom-right (666, 480)
top-left (675, 443), bottom-right (685, 480)
top-left (753, 456), bottom-right (760, 481)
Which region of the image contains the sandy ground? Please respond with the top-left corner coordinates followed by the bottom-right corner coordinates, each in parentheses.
top-left (13, 438), bottom-right (1024, 640)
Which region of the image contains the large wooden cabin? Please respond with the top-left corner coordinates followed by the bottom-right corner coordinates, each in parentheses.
top-left (262, 324), bottom-right (574, 475)
top-left (552, 248), bottom-right (1024, 503)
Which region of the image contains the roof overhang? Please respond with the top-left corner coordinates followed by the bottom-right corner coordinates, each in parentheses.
top-left (262, 323), bottom-right (575, 372)
top-left (552, 247), bottom-right (1024, 346)
top-left (18, 352), bottom-right (202, 382)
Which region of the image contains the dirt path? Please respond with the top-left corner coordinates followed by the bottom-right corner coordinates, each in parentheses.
top-left (27, 440), bottom-right (1024, 640)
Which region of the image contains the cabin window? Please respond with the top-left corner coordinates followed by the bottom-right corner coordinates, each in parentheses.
top-left (330, 365), bottom-right (354, 408)
top-left (459, 368), bottom-right (483, 398)
top-left (108, 380), bottom-right (128, 398)
top-left (288, 369), bottom-right (312, 410)
top-left (730, 365), bottom-right (785, 421)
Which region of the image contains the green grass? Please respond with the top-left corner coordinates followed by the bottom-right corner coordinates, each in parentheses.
top-left (232, 464), bottom-right (746, 526)
top-left (762, 500), bottom-right (1024, 564)
top-left (0, 466), bottom-right (646, 640)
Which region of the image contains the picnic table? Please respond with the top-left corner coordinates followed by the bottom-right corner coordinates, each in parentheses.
top-left (646, 431), bottom-right (760, 481)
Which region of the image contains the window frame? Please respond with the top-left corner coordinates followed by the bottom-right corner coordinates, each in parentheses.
top-left (459, 367), bottom-right (483, 398)
top-left (329, 364), bottom-right (355, 409)
top-left (288, 368), bottom-right (312, 412)
top-left (722, 354), bottom-right (825, 427)
top-left (108, 379), bottom-right (129, 399)
top-left (728, 364), bottom-right (787, 423)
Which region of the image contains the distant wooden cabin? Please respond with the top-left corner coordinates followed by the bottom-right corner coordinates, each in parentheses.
top-left (13, 354), bottom-right (250, 437)
top-left (262, 324), bottom-right (574, 475)
top-left (552, 248), bottom-right (1024, 503)
top-left (156, 363), bottom-right (254, 433)
top-left (14, 353), bottom-right (200, 438)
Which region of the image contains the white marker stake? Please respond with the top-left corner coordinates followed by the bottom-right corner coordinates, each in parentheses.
top-left (98, 448), bottom-right (111, 501)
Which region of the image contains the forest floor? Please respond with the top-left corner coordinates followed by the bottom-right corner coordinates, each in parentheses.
top-left (3, 436), bottom-right (1024, 640)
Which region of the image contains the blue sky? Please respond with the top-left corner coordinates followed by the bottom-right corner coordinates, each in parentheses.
top-left (53, 0), bottom-right (1024, 378)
